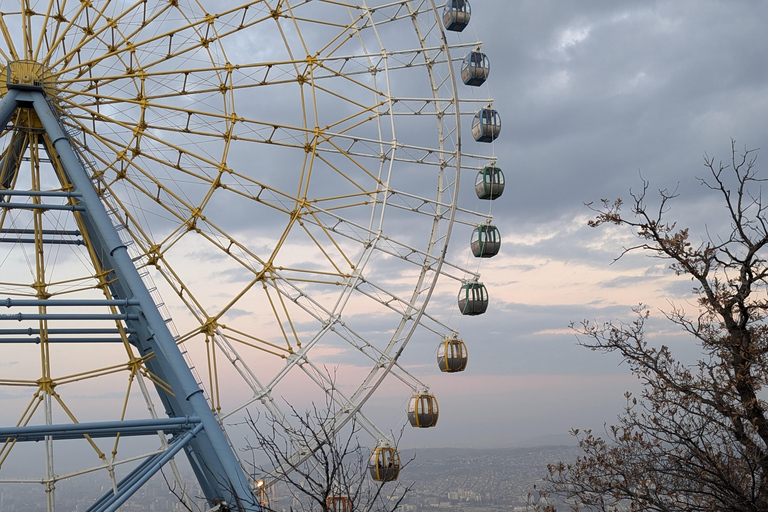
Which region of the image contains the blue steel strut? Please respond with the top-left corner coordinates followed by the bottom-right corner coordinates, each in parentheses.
top-left (0, 79), bottom-right (258, 511)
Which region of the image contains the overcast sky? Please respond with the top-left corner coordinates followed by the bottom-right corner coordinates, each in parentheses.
top-left (3, 1), bottom-right (768, 477)
top-left (407, 0), bottom-right (768, 449)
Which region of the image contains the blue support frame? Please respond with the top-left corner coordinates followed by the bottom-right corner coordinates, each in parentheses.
top-left (0, 417), bottom-right (201, 441)
top-left (86, 422), bottom-right (204, 512)
top-left (0, 81), bottom-right (258, 510)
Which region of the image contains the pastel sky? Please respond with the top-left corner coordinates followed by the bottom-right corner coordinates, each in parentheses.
top-left (3, 2), bottom-right (768, 476)
top-left (407, 0), bottom-right (768, 449)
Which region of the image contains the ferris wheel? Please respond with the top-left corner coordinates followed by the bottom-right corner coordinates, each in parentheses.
top-left (0, 0), bottom-right (502, 510)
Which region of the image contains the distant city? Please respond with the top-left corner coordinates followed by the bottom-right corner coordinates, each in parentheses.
top-left (0, 445), bottom-right (580, 511)
top-left (399, 446), bottom-right (579, 511)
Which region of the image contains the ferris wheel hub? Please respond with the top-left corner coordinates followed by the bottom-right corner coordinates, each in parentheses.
top-left (1, 60), bottom-right (57, 96)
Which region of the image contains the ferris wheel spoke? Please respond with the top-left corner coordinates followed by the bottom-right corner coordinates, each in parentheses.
top-left (90, 167), bottom-right (203, 229)
top-left (61, 92), bottom-right (337, 156)
top-left (62, 62), bottom-right (323, 99)
top-left (208, 328), bottom-right (305, 429)
top-left (211, 326), bottom-right (291, 359)
top-left (32, 1), bottom-right (68, 63)
top-left (50, 1), bottom-right (182, 72)
top-left (43, 1), bottom-right (118, 70)
top-left (62, 94), bottom-right (230, 145)
top-left (386, 188), bottom-right (490, 225)
top-left (68, 119), bottom-right (229, 222)
top-left (311, 128), bottom-right (459, 165)
top-left (355, 278), bottom-right (454, 335)
top-left (315, 319), bottom-right (434, 393)
top-left (99, 169), bottom-right (199, 235)
top-left (84, 141), bottom-right (219, 219)
top-left (0, 392), bottom-right (42, 469)
top-left (62, 52), bottom-right (390, 100)
top-left (294, 359), bottom-right (389, 436)
top-left (20, 1), bottom-right (32, 60)
top-left (98, 181), bottom-right (190, 258)
top-left (365, 1), bottom-right (437, 26)
top-left (293, 200), bottom-right (479, 283)
top-left (32, 1), bottom-right (67, 62)
top-left (68, 116), bottom-right (229, 191)
top-left (285, 5), bottom-right (368, 53)
top-left (56, 1), bottom-right (274, 80)
top-left (0, 11), bottom-right (19, 61)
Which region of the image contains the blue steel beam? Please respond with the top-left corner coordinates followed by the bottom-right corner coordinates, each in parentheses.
top-left (9, 84), bottom-right (258, 510)
top-left (0, 228), bottom-right (81, 234)
top-left (3, 298), bottom-right (140, 307)
top-left (0, 328), bottom-right (131, 334)
top-left (0, 130), bottom-right (27, 188)
top-left (0, 337), bottom-right (124, 343)
top-left (0, 190), bottom-right (82, 197)
top-left (0, 238), bottom-right (84, 245)
top-left (86, 423), bottom-right (204, 512)
top-left (0, 313), bottom-right (140, 321)
top-left (0, 417), bottom-right (201, 441)
top-left (0, 88), bottom-right (19, 125)
top-left (0, 201), bottom-right (84, 210)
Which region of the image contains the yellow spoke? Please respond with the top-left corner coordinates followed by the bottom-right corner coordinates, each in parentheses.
top-left (0, 379), bottom-right (38, 386)
top-left (141, 367), bottom-right (174, 396)
top-left (221, 324), bottom-right (291, 354)
top-left (30, 0), bottom-right (53, 60)
top-left (48, 1), bottom-right (162, 70)
top-left (275, 266), bottom-right (346, 277)
top-left (53, 359), bottom-right (145, 386)
top-left (111, 369), bottom-right (138, 458)
top-left (40, 1), bottom-right (89, 67)
top-left (51, 391), bottom-right (106, 461)
top-left (262, 278), bottom-right (294, 353)
top-left (0, 390), bottom-right (43, 469)
top-left (281, 276), bottom-right (344, 285)
top-left (0, 11), bottom-right (19, 60)
top-left (37, 0), bottom-right (69, 63)
top-left (219, 330), bottom-right (288, 359)
top-left (296, 218), bottom-right (344, 274)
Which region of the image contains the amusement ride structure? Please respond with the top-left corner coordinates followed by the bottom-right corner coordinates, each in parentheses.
top-left (0, 0), bottom-right (503, 510)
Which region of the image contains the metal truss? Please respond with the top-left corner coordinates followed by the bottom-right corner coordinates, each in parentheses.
top-left (0, 84), bottom-right (257, 511)
top-left (0, 0), bottom-right (499, 508)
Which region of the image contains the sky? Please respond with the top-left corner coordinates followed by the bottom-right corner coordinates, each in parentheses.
top-left (3, 1), bottom-right (768, 489)
top-left (413, 0), bottom-right (768, 449)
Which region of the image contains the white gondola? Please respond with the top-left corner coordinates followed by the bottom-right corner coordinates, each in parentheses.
top-left (475, 165), bottom-right (505, 200)
top-left (457, 281), bottom-right (488, 316)
top-left (437, 337), bottom-right (468, 372)
top-left (408, 394), bottom-right (439, 428)
top-left (471, 224), bottom-right (501, 258)
top-left (472, 108), bottom-right (501, 143)
top-left (442, 0), bottom-right (471, 32)
top-left (461, 51), bottom-right (490, 86)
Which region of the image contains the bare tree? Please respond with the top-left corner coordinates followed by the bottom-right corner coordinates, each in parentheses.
top-left (241, 394), bottom-right (412, 512)
top-left (533, 142), bottom-right (768, 511)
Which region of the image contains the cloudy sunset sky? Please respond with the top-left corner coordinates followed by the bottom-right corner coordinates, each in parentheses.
top-left (415, 0), bottom-right (768, 449)
top-left (2, 0), bottom-right (768, 470)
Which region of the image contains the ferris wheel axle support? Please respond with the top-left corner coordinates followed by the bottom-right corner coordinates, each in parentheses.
top-left (87, 422), bottom-right (205, 512)
top-left (0, 86), bottom-right (259, 511)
